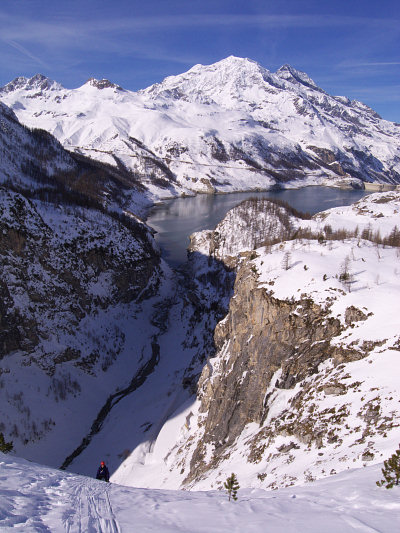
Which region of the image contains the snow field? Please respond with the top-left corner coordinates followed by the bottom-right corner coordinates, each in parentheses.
top-left (1, 452), bottom-right (400, 532)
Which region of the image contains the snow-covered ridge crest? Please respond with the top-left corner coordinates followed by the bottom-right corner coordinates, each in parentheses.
top-left (0, 73), bottom-right (63, 94)
top-left (140, 55), bottom-right (299, 106)
top-left (276, 63), bottom-right (320, 90)
top-left (1, 56), bottom-right (399, 197)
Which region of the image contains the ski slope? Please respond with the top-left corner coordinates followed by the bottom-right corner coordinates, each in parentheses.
top-left (0, 452), bottom-right (399, 532)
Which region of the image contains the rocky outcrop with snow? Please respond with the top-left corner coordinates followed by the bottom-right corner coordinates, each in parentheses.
top-left (1, 57), bottom-right (400, 198)
top-left (114, 192), bottom-right (400, 491)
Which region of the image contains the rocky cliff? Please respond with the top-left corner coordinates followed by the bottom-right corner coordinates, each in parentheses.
top-left (116, 193), bottom-right (400, 491)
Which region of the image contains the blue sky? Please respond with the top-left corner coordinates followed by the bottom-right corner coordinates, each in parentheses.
top-left (0, 0), bottom-right (399, 121)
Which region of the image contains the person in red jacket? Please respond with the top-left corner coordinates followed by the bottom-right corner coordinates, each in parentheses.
top-left (96, 461), bottom-right (110, 482)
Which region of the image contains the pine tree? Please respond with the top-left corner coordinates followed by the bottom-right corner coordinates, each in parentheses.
top-left (224, 473), bottom-right (240, 501)
top-left (376, 444), bottom-right (400, 489)
top-left (282, 251), bottom-right (291, 271)
top-left (339, 255), bottom-right (353, 292)
top-left (0, 433), bottom-right (13, 454)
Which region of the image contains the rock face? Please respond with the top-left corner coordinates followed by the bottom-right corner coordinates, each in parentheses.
top-left (1, 57), bottom-right (400, 198)
top-left (118, 194), bottom-right (400, 492)
top-left (185, 260), bottom-right (360, 485)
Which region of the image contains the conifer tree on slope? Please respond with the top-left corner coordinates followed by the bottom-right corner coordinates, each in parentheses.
top-left (0, 432), bottom-right (13, 454)
top-left (376, 444), bottom-right (400, 489)
top-left (224, 473), bottom-right (240, 501)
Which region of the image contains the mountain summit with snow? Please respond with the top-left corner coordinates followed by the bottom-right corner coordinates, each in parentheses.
top-left (142, 56), bottom-right (323, 105)
top-left (0, 73), bottom-right (63, 94)
top-left (1, 57), bottom-right (399, 199)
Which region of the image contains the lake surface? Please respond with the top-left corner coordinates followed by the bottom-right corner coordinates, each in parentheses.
top-left (146, 187), bottom-right (370, 268)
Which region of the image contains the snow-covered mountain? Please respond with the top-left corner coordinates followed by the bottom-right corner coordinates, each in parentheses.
top-left (1, 77), bottom-right (400, 508)
top-left (0, 99), bottom-right (229, 474)
top-left (0, 98), bottom-right (156, 217)
top-left (1, 57), bottom-right (400, 199)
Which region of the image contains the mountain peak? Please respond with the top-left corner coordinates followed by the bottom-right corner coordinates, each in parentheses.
top-left (216, 55), bottom-right (258, 67)
top-left (0, 74), bottom-right (62, 94)
top-left (276, 64), bottom-right (320, 90)
top-left (201, 55), bottom-right (267, 75)
top-left (142, 55), bottom-right (276, 104)
top-left (84, 78), bottom-right (124, 91)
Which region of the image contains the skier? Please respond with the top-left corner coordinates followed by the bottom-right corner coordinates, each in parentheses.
top-left (96, 461), bottom-right (110, 482)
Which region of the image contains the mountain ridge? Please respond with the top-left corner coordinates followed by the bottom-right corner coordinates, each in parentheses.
top-left (1, 57), bottom-right (399, 200)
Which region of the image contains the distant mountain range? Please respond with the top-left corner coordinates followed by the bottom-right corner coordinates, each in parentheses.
top-left (1, 56), bottom-right (400, 204)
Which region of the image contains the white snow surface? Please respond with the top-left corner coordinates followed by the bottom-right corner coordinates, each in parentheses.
top-left (1, 452), bottom-right (399, 532)
top-left (1, 57), bottom-right (400, 197)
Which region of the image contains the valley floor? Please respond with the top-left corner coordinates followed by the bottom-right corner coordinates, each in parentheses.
top-left (1, 452), bottom-right (399, 532)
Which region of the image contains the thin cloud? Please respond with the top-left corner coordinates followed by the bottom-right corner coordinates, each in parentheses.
top-left (3, 39), bottom-right (51, 70)
top-left (0, 12), bottom-right (398, 46)
top-left (65, 13), bottom-right (400, 33)
top-left (339, 60), bottom-right (400, 68)
top-left (353, 85), bottom-right (400, 102)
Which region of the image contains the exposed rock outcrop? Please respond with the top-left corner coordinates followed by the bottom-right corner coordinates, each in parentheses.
top-left (184, 259), bottom-right (362, 485)
top-left (150, 194), bottom-right (400, 491)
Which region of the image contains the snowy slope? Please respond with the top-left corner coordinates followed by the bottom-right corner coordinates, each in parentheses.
top-left (113, 192), bottom-right (400, 492)
top-left (0, 104), bottom-right (186, 472)
top-left (1, 58), bottom-right (400, 198)
top-left (0, 184), bottom-right (171, 467)
top-left (1, 452), bottom-right (399, 532)
top-left (0, 100), bottom-right (78, 190)
top-left (0, 99), bottom-right (232, 482)
top-left (0, 99), bottom-right (155, 217)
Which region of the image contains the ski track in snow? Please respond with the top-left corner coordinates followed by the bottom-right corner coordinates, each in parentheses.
top-left (0, 456), bottom-right (122, 533)
top-left (1, 453), bottom-right (400, 532)
top-left (63, 478), bottom-right (120, 533)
